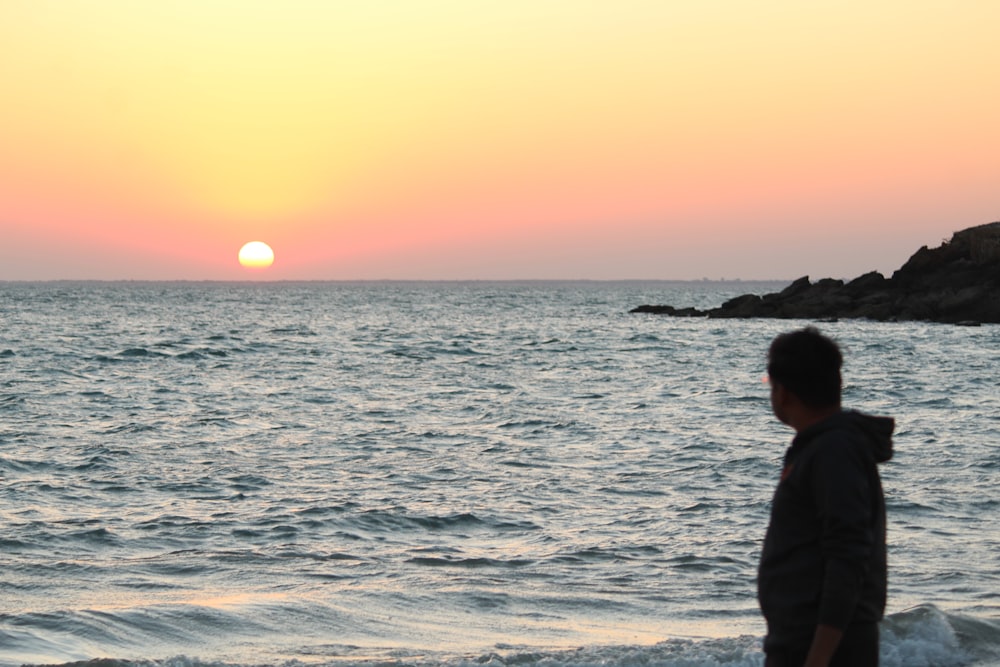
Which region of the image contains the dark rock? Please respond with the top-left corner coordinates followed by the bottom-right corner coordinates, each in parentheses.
top-left (629, 304), bottom-right (703, 316)
top-left (631, 221), bottom-right (1000, 324)
top-left (629, 304), bottom-right (676, 314)
top-left (777, 276), bottom-right (812, 298)
top-left (844, 271), bottom-right (886, 295)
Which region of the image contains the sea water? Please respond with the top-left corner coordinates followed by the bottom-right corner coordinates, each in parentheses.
top-left (0, 281), bottom-right (997, 667)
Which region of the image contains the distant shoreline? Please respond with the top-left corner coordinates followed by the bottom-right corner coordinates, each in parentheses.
top-left (631, 221), bottom-right (1000, 324)
top-left (0, 278), bottom-right (794, 285)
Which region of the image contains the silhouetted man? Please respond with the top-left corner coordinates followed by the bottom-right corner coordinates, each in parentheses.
top-left (758, 327), bottom-right (894, 667)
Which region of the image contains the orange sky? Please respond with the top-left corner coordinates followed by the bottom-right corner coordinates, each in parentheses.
top-left (1, 1), bottom-right (998, 280)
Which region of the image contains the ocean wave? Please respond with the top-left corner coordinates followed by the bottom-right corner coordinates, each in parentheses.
top-left (7, 606), bottom-right (999, 667)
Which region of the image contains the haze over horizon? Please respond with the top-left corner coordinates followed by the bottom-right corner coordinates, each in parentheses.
top-left (2, 1), bottom-right (998, 281)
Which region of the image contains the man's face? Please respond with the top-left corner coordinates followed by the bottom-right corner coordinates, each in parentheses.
top-left (769, 377), bottom-right (790, 426)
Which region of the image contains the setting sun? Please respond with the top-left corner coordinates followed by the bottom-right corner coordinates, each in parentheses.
top-left (1, 1), bottom-right (998, 281)
top-left (238, 241), bottom-right (275, 269)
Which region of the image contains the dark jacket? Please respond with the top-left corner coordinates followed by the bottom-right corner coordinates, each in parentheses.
top-left (757, 410), bottom-right (894, 650)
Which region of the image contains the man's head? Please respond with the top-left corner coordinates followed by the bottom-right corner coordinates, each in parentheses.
top-left (767, 327), bottom-right (842, 426)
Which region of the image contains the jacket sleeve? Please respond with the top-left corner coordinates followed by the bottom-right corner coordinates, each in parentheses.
top-left (807, 435), bottom-right (875, 629)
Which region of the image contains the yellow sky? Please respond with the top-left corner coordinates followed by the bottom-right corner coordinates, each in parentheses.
top-left (1, 1), bottom-right (998, 279)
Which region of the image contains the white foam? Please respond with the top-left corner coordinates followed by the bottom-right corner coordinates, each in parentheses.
top-left (880, 605), bottom-right (972, 667)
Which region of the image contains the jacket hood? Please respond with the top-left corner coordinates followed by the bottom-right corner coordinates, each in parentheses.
top-left (798, 409), bottom-right (895, 463)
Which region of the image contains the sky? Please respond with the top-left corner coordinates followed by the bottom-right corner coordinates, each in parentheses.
top-left (1, 1), bottom-right (998, 281)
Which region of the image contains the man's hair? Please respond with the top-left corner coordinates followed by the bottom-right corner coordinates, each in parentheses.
top-left (767, 327), bottom-right (842, 408)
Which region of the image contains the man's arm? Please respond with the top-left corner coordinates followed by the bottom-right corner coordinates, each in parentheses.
top-left (811, 441), bottom-right (874, 628)
top-left (807, 439), bottom-right (874, 665)
top-left (803, 624), bottom-right (844, 667)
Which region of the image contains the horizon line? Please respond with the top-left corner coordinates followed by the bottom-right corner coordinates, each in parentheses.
top-left (0, 277), bottom-right (802, 285)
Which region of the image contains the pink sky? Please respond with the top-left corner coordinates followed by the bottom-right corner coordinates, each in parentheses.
top-left (1, 1), bottom-right (998, 280)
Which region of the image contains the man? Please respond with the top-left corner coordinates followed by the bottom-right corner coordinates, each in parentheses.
top-left (757, 327), bottom-right (894, 667)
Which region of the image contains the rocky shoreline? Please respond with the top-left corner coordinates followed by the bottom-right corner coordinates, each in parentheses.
top-left (631, 221), bottom-right (1000, 324)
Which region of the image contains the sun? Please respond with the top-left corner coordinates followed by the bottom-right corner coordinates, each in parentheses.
top-left (238, 241), bottom-right (275, 269)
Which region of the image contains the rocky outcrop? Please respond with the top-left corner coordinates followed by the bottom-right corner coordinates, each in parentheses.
top-left (631, 222), bottom-right (1000, 324)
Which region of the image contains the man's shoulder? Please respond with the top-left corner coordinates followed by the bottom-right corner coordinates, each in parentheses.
top-left (792, 421), bottom-right (869, 467)
top-left (800, 410), bottom-right (895, 464)
top-left (792, 431), bottom-right (882, 488)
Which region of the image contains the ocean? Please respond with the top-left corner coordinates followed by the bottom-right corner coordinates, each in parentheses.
top-left (1, 281), bottom-right (997, 667)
